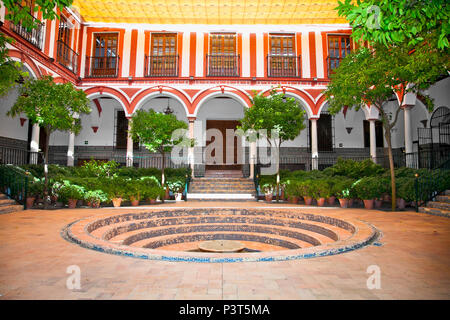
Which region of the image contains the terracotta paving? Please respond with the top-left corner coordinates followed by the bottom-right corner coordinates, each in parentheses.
top-left (0, 201), bottom-right (449, 300)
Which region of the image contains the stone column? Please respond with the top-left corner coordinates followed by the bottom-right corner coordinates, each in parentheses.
top-left (403, 105), bottom-right (414, 168)
top-left (67, 132), bottom-right (75, 166)
top-left (369, 119), bottom-right (377, 163)
top-left (188, 118), bottom-right (195, 176)
top-left (126, 118), bottom-right (133, 167)
top-left (29, 123), bottom-right (40, 164)
top-left (310, 118), bottom-right (319, 170)
top-left (249, 141), bottom-right (257, 179)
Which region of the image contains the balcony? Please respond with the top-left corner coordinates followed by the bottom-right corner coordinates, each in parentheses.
top-left (85, 56), bottom-right (120, 78)
top-left (56, 40), bottom-right (78, 74)
top-left (144, 55), bottom-right (179, 77)
top-left (267, 55), bottom-right (301, 77)
top-left (327, 56), bottom-right (344, 77)
top-left (206, 54), bottom-right (240, 77)
top-left (9, 14), bottom-right (44, 50)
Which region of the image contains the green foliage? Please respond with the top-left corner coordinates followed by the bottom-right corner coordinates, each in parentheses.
top-left (323, 158), bottom-right (385, 179)
top-left (336, 0), bottom-right (449, 49)
top-left (8, 76), bottom-right (91, 136)
top-left (396, 177), bottom-right (415, 202)
top-left (145, 186), bottom-right (165, 200)
top-left (83, 190), bottom-right (108, 204)
top-left (353, 177), bottom-right (381, 200)
top-left (28, 178), bottom-right (45, 197)
top-left (103, 177), bottom-right (127, 199)
top-left (166, 179), bottom-right (184, 193)
top-left (58, 181), bottom-right (85, 202)
top-left (0, 35), bottom-right (27, 97)
top-left (333, 178), bottom-right (355, 199)
top-left (309, 180), bottom-right (331, 199)
top-left (81, 159), bottom-right (119, 178)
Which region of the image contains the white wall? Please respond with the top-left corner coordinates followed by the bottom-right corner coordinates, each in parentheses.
top-left (0, 86), bottom-right (29, 142)
top-left (140, 97), bottom-right (188, 123)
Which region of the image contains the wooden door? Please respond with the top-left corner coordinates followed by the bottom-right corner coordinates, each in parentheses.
top-left (205, 120), bottom-right (242, 170)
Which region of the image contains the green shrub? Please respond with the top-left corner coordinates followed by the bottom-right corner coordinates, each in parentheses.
top-left (324, 158), bottom-right (385, 179)
top-left (79, 159), bottom-right (119, 178)
top-left (396, 177), bottom-right (415, 202)
top-left (309, 180), bottom-right (330, 199)
top-left (58, 182), bottom-right (85, 203)
top-left (145, 186), bottom-right (165, 200)
top-left (125, 180), bottom-right (145, 201)
top-left (84, 190), bottom-right (108, 204)
top-left (353, 177), bottom-right (381, 200)
top-left (333, 178), bottom-right (355, 199)
top-left (28, 178), bottom-right (45, 197)
top-left (166, 179), bottom-right (184, 193)
top-left (104, 177), bottom-right (127, 199)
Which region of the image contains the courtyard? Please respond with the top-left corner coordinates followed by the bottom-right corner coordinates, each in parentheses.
top-left (0, 202), bottom-right (449, 300)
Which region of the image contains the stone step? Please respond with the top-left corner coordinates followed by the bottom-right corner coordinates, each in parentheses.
top-left (0, 198), bottom-right (17, 207)
top-left (0, 193), bottom-right (8, 200)
top-left (0, 204), bottom-right (24, 214)
top-left (187, 193), bottom-right (256, 201)
top-left (427, 201), bottom-right (450, 211)
top-left (436, 195), bottom-right (450, 203)
top-left (418, 206), bottom-right (450, 218)
top-left (189, 190), bottom-right (255, 195)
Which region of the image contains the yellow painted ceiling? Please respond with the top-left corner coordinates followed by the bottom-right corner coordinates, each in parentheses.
top-left (71, 0), bottom-right (348, 24)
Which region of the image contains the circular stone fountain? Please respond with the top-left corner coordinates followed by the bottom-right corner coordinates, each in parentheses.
top-left (61, 208), bottom-right (380, 263)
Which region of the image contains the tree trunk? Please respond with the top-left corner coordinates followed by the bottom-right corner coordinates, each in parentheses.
top-left (161, 150), bottom-right (165, 203)
top-left (43, 127), bottom-right (51, 209)
top-left (385, 128), bottom-right (396, 211)
top-left (276, 145), bottom-right (280, 203)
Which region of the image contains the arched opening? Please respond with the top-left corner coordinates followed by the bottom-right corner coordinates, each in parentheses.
top-left (310, 103), bottom-right (334, 152)
top-left (195, 95), bottom-right (246, 174)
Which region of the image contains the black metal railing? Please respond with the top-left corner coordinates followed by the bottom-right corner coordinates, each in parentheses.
top-left (326, 56), bottom-right (344, 77)
top-left (56, 40), bottom-right (78, 74)
top-left (267, 55), bottom-right (300, 77)
top-left (96, 152), bottom-right (190, 169)
top-left (415, 161), bottom-right (450, 212)
top-left (9, 14), bottom-right (44, 50)
top-left (0, 146), bottom-right (45, 166)
top-left (0, 165), bottom-right (29, 209)
top-left (85, 56), bottom-right (120, 78)
top-left (207, 54), bottom-right (240, 77)
top-left (144, 55), bottom-right (179, 77)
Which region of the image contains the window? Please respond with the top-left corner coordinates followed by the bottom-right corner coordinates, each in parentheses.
top-left (327, 35), bottom-right (351, 75)
top-left (207, 33), bottom-right (239, 76)
top-left (89, 33), bottom-right (119, 77)
top-left (146, 33), bottom-right (178, 77)
top-left (56, 17), bottom-right (78, 73)
top-left (10, 0), bottom-right (44, 50)
top-left (268, 34), bottom-right (298, 77)
top-left (363, 120), bottom-right (384, 148)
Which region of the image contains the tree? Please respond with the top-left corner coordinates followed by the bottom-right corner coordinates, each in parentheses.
top-left (336, 0), bottom-right (449, 49)
top-left (324, 41), bottom-right (448, 210)
top-left (238, 89), bottom-right (306, 202)
top-left (129, 109), bottom-right (191, 188)
top-left (0, 0), bottom-right (73, 95)
top-left (7, 76), bottom-right (91, 205)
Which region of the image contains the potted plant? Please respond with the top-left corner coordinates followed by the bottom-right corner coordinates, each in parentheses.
top-left (285, 181), bottom-right (299, 204)
top-left (397, 177), bottom-right (414, 210)
top-left (84, 190), bottom-right (108, 208)
top-left (126, 180), bottom-right (143, 206)
top-left (146, 186), bottom-right (165, 204)
top-left (310, 180), bottom-right (330, 207)
top-left (106, 178), bottom-right (126, 207)
top-left (353, 177), bottom-right (380, 210)
top-left (262, 183), bottom-right (274, 202)
top-left (326, 178), bottom-right (338, 205)
top-left (334, 178), bottom-right (354, 208)
top-left (167, 180), bottom-right (184, 201)
top-left (27, 179), bottom-right (44, 208)
top-left (59, 182), bottom-right (85, 209)
top-left (301, 180), bottom-right (314, 205)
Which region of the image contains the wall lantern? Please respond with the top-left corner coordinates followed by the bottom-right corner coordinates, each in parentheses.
top-left (163, 98), bottom-right (174, 115)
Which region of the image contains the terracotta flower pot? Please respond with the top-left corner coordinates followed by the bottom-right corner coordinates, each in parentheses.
top-left (338, 198), bottom-right (348, 208)
top-left (90, 201), bottom-right (100, 208)
top-left (112, 198), bottom-right (122, 208)
top-left (289, 196), bottom-right (299, 204)
top-left (397, 198), bottom-right (406, 210)
top-left (363, 199), bottom-right (374, 210)
top-left (317, 198), bottom-right (326, 207)
top-left (149, 198), bottom-right (157, 205)
top-left (130, 199), bottom-right (140, 206)
top-left (303, 196), bottom-right (313, 205)
top-left (265, 194), bottom-right (273, 202)
top-left (375, 199), bottom-right (383, 209)
top-left (327, 196), bottom-right (336, 205)
top-left (26, 196), bottom-right (36, 208)
top-left (68, 199), bottom-right (77, 209)
top-left (164, 188), bottom-right (170, 200)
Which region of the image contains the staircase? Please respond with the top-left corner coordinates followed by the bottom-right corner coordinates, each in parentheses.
top-left (187, 177), bottom-right (256, 201)
top-left (0, 193), bottom-right (24, 214)
top-left (419, 190), bottom-right (450, 218)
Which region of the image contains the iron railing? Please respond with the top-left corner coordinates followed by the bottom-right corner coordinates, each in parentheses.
top-left (0, 165), bottom-right (29, 210)
top-left (0, 146), bottom-right (44, 166)
top-left (415, 161), bottom-right (450, 212)
top-left (56, 40), bottom-right (78, 74)
top-left (267, 55), bottom-right (300, 77)
top-left (326, 56), bottom-right (343, 77)
top-left (9, 13), bottom-right (44, 50)
top-left (102, 153), bottom-right (190, 169)
top-left (206, 54), bottom-right (240, 77)
top-left (144, 55), bottom-right (179, 77)
top-left (85, 56), bottom-right (120, 78)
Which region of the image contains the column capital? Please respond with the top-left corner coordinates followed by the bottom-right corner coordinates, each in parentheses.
top-left (367, 118), bottom-right (378, 121)
top-left (188, 116), bottom-right (196, 123)
top-left (400, 104), bottom-right (415, 110)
